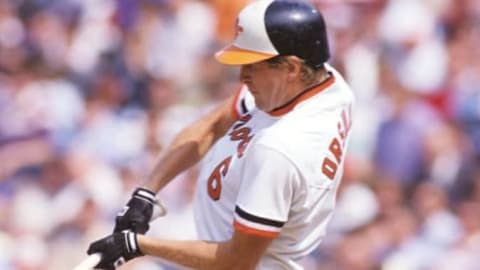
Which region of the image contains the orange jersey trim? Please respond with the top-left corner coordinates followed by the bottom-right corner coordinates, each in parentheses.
top-left (269, 74), bottom-right (335, 117)
top-left (231, 85), bottom-right (244, 120)
top-left (234, 220), bottom-right (279, 238)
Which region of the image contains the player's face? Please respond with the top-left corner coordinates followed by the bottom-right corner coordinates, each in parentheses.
top-left (239, 59), bottom-right (291, 112)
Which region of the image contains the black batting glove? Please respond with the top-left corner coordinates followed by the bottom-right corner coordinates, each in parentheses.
top-left (87, 231), bottom-right (143, 270)
top-left (114, 187), bottom-right (157, 234)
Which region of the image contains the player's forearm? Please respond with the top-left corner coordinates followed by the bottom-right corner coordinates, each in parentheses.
top-left (144, 125), bottom-right (216, 192)
top-left (144, 99), bottom-right (235, 193)
top-left (137, 236), bottom-right (250, 270)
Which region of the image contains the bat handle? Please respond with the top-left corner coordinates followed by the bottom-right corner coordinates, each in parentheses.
top-left (73, 253), bottom-right (102, 270)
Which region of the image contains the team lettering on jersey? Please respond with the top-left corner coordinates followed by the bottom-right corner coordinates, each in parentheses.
top-left (322, 106), bottom-right (352, 180)
top-left (207, 114), bottom-right (253, 200)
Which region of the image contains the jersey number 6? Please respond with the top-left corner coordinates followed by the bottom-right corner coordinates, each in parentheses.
top-left (207, 156), bottom-right (232, 200)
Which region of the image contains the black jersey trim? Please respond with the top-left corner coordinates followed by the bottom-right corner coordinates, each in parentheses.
top-left (235, 206), bottom-right (285, 228)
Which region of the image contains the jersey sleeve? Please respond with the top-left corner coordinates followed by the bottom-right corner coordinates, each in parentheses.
top-left (234, 144), bottom-right (299, 238)
top-left (231, 84), bottom-right (255, 120)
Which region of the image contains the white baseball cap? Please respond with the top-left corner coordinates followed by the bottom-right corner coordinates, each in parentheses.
top-left (215, 0), bottom-right (330, 68)
top-left (215, 0), bottom-right (278, 65)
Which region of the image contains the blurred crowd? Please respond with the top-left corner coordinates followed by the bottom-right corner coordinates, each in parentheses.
top-left (0, 0), bottom-right (479, 269)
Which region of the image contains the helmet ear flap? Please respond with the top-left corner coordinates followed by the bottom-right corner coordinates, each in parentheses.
top-left (264, 0), bottom-right (330, 68)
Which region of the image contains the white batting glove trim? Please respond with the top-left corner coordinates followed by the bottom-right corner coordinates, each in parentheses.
top-left (133, 188), bottom-right (157, 204)
top-left (123, 231), bottom-right (138, 254)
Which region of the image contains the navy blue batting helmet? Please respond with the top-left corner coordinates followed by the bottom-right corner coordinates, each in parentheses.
top-left (215, 0), bottom-right (330, 69)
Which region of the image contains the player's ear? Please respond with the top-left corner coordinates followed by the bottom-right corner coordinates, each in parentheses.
top-left (285, 56), bottom-right (303, 82)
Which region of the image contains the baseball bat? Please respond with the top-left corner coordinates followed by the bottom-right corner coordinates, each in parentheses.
top-left (72, 200), bottom-right (167, 270)
top-left (73, 253), bottom-right (102, 270)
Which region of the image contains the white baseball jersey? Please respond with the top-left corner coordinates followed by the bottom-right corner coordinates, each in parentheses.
top-left (194, 65), bottom-right (354, 269)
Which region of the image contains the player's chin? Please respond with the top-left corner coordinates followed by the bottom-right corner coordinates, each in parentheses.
top-left (254, 100), bottom-right (269, 112)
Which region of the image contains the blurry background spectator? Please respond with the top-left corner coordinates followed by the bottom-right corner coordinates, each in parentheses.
top-left (0, 0), bottom-right (479, 269)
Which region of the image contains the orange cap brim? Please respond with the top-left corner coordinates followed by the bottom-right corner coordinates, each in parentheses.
top-left (215, 45), bottom-right (277, 65)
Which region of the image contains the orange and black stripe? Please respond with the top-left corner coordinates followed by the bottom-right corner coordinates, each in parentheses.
top-left (234, 220), bottom-right (279, 238)
top-left (234, 206), bottom-right (285, 238)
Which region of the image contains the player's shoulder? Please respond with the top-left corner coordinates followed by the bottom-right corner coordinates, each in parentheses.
top-left (314, 64), bottom-right (355, 109)
top-left (251, 114), bottom-right (334, 160)
top-left (232, 84), bottom-right (256, 119)
top-left (252, 69), bottom-right (353, 154)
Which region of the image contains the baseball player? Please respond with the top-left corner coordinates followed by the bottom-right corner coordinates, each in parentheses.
top-left (87, 0), bottom-right (355, 269)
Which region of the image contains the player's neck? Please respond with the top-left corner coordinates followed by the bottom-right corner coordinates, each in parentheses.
top-left (269, 67), bottom-right (332, 115)
top-left (287, 66), bottom-right (329, 96)
top-left (303, 67), bottom-right (330, 90)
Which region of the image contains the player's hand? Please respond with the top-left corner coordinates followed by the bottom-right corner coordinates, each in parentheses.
top-left (114, 187), bottom-right (157, 234)
top-left (87, 231), bottom-right (143, 270)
